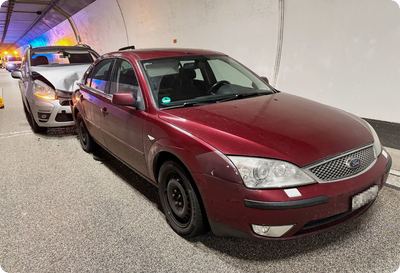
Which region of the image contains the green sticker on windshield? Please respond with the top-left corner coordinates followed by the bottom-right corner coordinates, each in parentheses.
top-left (162, 97), bottom-right (171, 104)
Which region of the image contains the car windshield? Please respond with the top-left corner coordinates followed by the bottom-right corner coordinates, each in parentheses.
top-left (141, 55), bottom-right (274, 109)
top-left (8, 56), bottom-right (22, 61)
top-left (31, 49), bottom-right (95, 66)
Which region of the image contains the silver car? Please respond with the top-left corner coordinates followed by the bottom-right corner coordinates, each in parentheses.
top-left (11, 45), bottom-right (99, 133)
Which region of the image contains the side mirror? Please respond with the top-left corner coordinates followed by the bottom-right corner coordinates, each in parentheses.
top-left (11, 70), bottom-right (23, 80)
top-left (112, 92), bottom-right (136, 107)
top-left (261, 76), bottom-right (269, 84)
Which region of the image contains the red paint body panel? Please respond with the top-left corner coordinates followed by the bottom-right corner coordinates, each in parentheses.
top-left (158, 92), bottom-right (373, 167)
top-left (108, 48), bottom-right (224, 61)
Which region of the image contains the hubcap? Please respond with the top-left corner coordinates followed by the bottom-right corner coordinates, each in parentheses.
top-left (166, 178), bottom-right (189, 220)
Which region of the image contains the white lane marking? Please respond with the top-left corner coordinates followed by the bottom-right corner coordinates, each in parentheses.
top-left (390, 169), bottom-right (400, 177)
top-left (387, 175), bottom-right (400, 189)
top-left (0, 130), bottom-right (33, 139)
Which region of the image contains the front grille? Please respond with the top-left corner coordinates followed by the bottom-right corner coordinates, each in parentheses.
top-left (60, 100), bottom-right (72, 106)
top-left (57, 90), bottom-right (72, 107)
top-left (300, 210), bottom-right (352, 231)
top-left (55, 113), bottom-right (73, 122)
top-left (306, 145), bottom-right (376, 182)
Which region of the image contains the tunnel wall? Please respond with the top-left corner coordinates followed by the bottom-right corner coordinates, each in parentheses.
top-left (20, 0), bottom-right (400, 123)
top-left (23, 0), bottom-right (280, 84)
top-left (277, 0), bottom-right (400, 123)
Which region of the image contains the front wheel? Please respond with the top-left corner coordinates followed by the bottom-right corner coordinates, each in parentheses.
top-left (77, 112), bottom-right (96, 152)
top-left (27, 105), bottom-right (47, 133)
top-left (158, 161), bottom-right (207, 238)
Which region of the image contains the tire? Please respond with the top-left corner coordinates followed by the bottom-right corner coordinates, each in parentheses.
top-left (22, 100), bottom-right (28, 113)
top-left (158, 160), bottom-right (207, 238)
top-left (76, 112), bottom-right (96, 152)
top-left (27, 105), bottom-right (47, 133)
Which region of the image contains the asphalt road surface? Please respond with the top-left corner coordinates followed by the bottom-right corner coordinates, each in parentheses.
top-left (1, 70), bottom-right (399, 272)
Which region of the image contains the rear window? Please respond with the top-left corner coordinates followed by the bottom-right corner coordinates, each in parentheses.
top-left (31, 50), bottom-right (95, 66)
top-left (8, 56), bottom-right (22, 61)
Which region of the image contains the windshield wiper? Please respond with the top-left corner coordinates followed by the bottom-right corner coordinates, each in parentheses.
top-left (160, 91), bottom-right (273, 110)
top-left (216, 91), bottom-right (273, 103)
top-left (160, 101), bottom-right (204, 110)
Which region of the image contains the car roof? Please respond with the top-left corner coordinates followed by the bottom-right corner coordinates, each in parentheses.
top-left (108, 48), bottom-right (226, 61)
top-left (31, 45), bottom-right (92, 52)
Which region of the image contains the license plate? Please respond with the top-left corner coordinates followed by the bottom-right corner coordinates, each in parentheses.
top-left (351, 185), bottom-right (379, 211)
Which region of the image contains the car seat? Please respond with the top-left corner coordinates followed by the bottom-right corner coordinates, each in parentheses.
top-left (169, 67), bottom-right (203, 101)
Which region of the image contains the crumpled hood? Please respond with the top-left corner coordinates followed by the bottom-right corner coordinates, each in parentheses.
top-left (31, 64), bottom-right (90, 92)
top-left (158, 92), bottom-right (373, 167)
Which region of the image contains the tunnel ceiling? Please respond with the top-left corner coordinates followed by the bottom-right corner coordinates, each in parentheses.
top-left (0, 0), bottom-right (96, 50)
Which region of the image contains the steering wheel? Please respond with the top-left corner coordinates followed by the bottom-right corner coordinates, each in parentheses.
top-left (208, 80), bottom-right (231, 95)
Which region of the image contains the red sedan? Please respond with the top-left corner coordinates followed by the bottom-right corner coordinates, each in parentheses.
top-left (71, 47), bottom-right (391, 240)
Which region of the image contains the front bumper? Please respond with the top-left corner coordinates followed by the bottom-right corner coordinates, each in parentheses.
top-left (194, 152), bottom-right (391, 241)
top-left (31, 97), bottom-right (74, 127)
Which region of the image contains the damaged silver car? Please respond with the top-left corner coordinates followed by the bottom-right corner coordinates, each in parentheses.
top-left (11, 45), bottom-right (99, 133)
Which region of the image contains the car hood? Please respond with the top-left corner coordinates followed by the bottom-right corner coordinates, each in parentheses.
top-left (31, 64), bottom-right (90, 92)
top-left (158, 92), bottom-right (373, 167)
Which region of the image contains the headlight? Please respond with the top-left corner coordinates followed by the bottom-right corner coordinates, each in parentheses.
top-left (33, 80), bottom-right (57, 100)
top-left (228, 156), bottom-right (315, 189)
top-left (366, 122), bottom-right (382, 156)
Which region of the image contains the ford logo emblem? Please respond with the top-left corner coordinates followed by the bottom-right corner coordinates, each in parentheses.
top-left (346, 158), bottom-right (361, 169)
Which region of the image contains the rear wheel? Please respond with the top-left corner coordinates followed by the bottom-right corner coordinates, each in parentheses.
top-left (158, 160), bottom-right (207, 238)
top-left (77, 112), bottom-right (96, 152)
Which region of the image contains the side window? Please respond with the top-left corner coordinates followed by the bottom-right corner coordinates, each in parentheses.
top-left (84, 66), bottom-right (94, 86)
top-left (90, 59), bottom-right (113, 92)
top-left (208, 59), bottom-right (253, 88)
top-left (110, 59), bottom-right (144, 110)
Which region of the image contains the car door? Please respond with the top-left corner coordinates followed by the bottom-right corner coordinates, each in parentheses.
top-left (101, 58), bottom-right (148, 177)
top-left (78, 58), bottom-right (114, 146)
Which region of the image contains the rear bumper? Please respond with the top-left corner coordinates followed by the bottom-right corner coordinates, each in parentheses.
top-left (194, 152), bottom-right (391, 241)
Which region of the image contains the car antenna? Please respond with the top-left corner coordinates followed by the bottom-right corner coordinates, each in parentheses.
top-left (119, 45), bottom-right (136, 51)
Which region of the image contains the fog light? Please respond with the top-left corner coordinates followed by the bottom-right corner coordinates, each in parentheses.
top-left (251, 224), bottom-right (295, 238)
top-left (252, 225), bottom-right (270, 236)
top-left (38, 112), bottom-right (51, 121)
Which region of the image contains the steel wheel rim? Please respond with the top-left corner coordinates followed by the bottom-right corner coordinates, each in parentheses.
top-left (165, 173), bottom-right (191, 228)
top-left (79, 121), bottom-right (88, 146)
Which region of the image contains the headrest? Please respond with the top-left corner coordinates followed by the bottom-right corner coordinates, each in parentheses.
top-left (123, 69), bottom-right (136, 78)
top-left (33, 56), bottom-right (49, 66)
top-left (179, 67), bottom-right (196, 81)
top-left (183, 63), bottom-right (197, 70)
